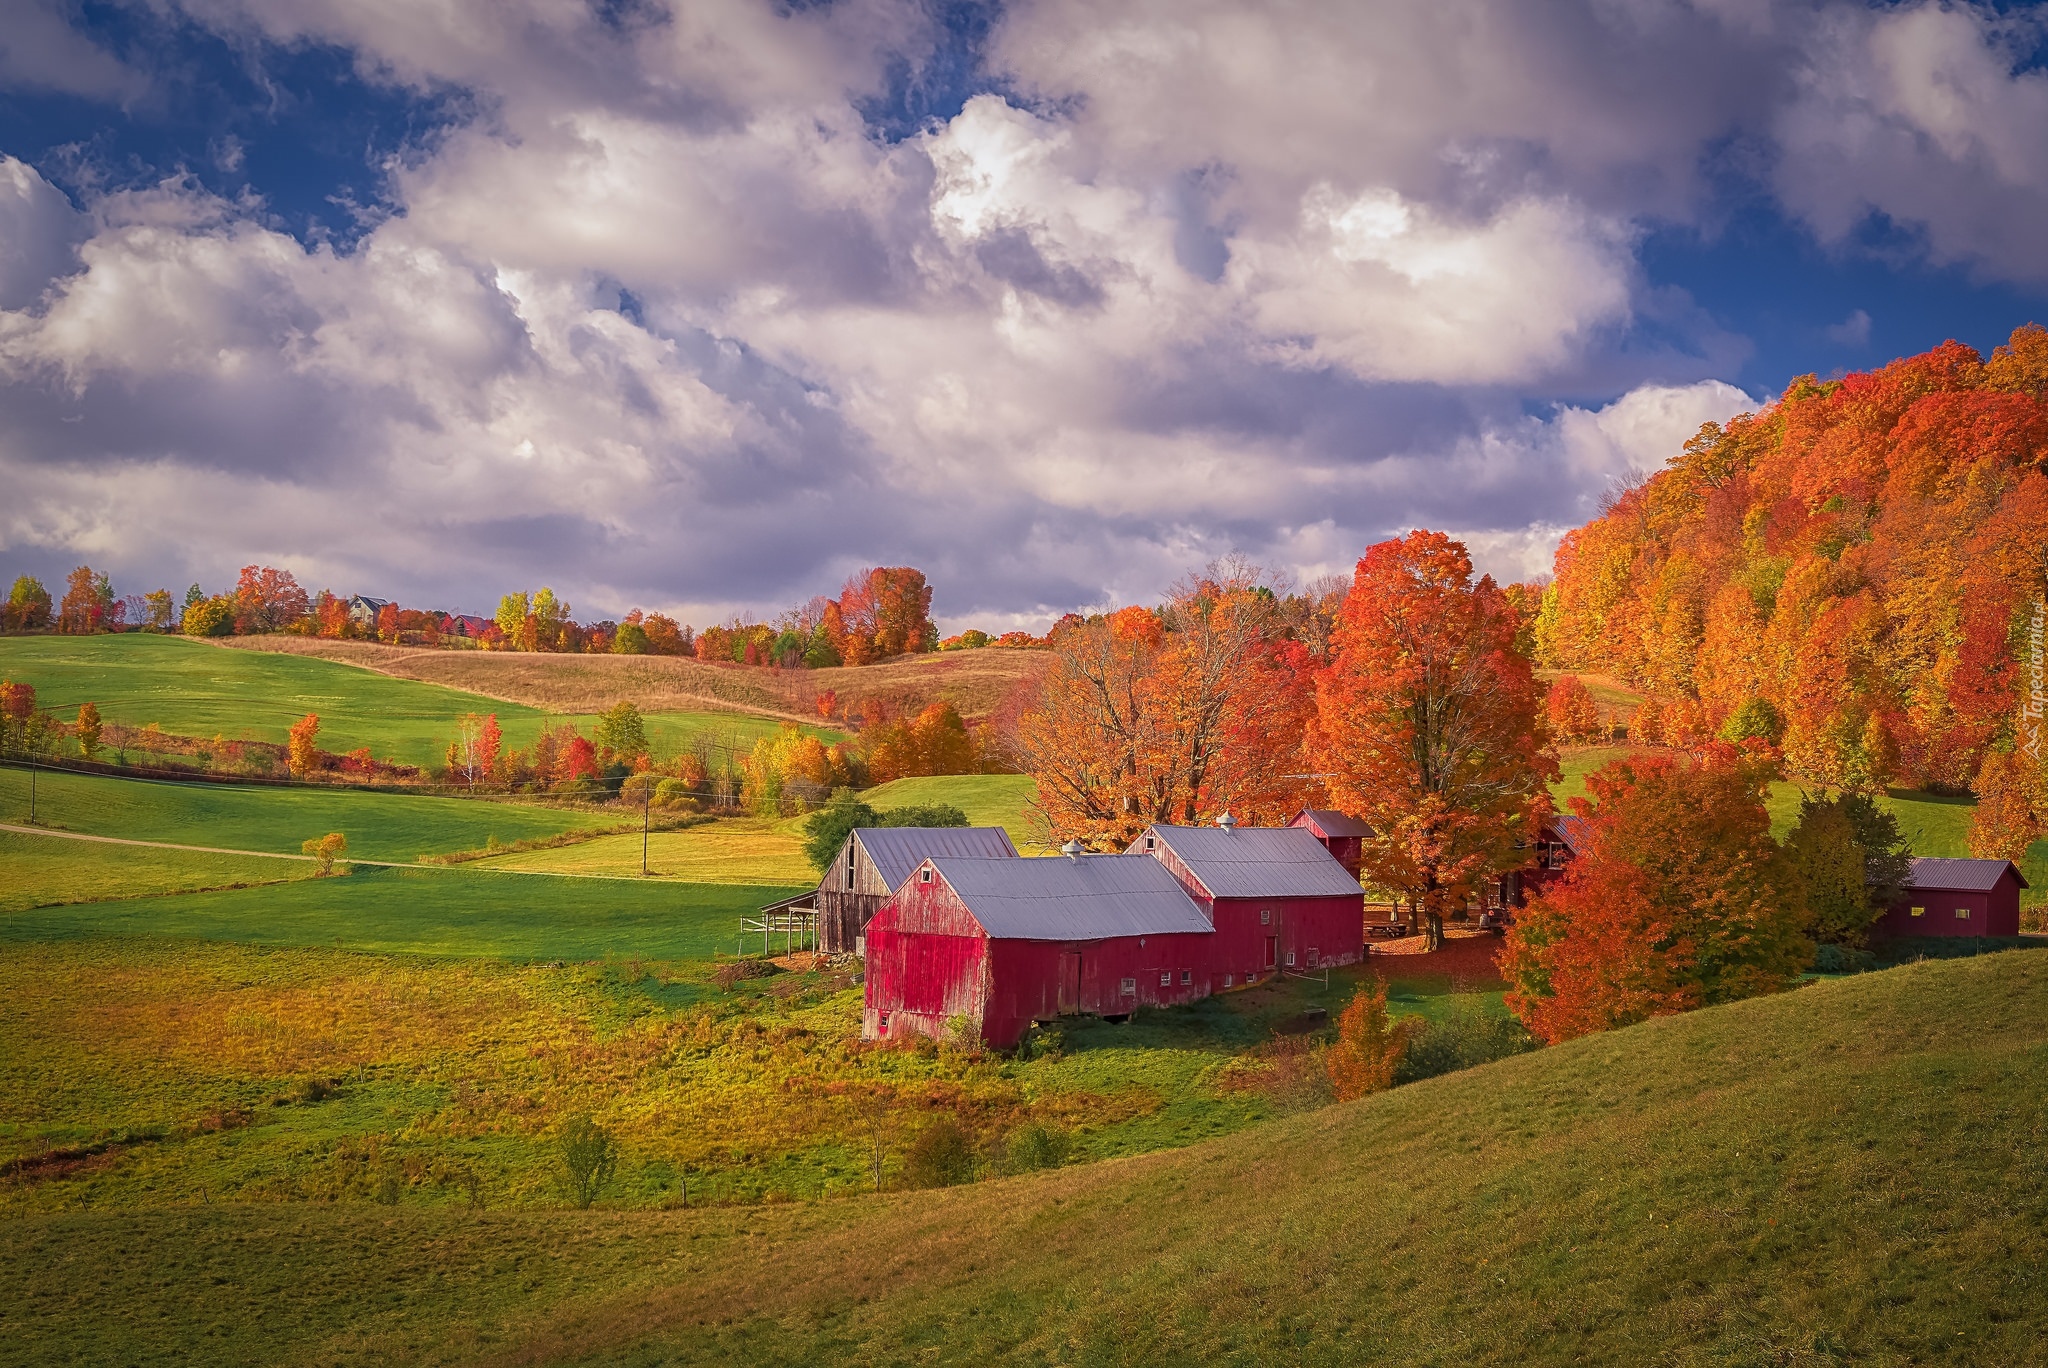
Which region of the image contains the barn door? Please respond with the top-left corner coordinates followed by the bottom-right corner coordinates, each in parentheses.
top-left (1263, 936), bottom-right (1277, 970)
top-left (1057, 951), bottom-right (1082, 1014)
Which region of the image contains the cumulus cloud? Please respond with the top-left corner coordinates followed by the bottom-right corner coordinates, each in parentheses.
top-left (0, 0), bottom-right (2037, 625)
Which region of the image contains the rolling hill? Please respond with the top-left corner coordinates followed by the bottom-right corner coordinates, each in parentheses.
top-left (6, 948), bottom-right (2044, 1365)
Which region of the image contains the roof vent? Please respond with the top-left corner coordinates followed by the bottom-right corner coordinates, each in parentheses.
top-left (1061, 839), bottom-right (1084, 859)
top-left (1216, 812), bottom-right (1237, 833)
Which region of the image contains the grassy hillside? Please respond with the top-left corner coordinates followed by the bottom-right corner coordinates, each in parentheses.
top-left (0, 765), bottom-right (598, 863)
top-left (476, 819), bottom-right (812, 885)
top-left (4, 950), bottom-right (2043, 1365)
top-left (0, 634), bottom-right (842, 769)
top-left (855, 773), bottom-right (1039, 849)
top-left (217, 634), bottom-right (1047, 728)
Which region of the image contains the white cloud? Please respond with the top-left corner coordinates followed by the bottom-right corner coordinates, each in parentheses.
top-left (0, 158), bottom-right (84, 311)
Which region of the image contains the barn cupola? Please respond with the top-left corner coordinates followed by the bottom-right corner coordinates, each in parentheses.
top-left (1215, 812), bottom-right (1237, 833)
top-left (1061, 839), bottom-right (1084, 859)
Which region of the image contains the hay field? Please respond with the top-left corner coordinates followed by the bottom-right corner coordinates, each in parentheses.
top-left (218, 636), bottom-right (1047, 727)
top-left (478, 820), bottom-right (813, 885)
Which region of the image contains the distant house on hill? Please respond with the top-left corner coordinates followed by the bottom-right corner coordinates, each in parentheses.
top-left (864, 815), bottom-right (1364, 1048)
top-left (346, 595), bottom-right (389, 626)
top-left (442, 613), bottom-right (492, 639)
top-left (803, 825), bottom-right (1021, 954)
top-left (1874, 858), bottom-right (2028, 939)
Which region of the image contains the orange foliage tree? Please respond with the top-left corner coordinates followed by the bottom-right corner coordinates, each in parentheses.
top-left (287, 714), bottom-right (320, 780)
top-left (1545, 675), bottom-right (1600, 743)
top-left (863, 701), bottom-right (977, 782)
top-left (1502, 746), bottom-right (1811, 1044)
top-left (1538, 327), bottom-right (2048, 796)
top-left (234, 566), bottom-right (309, 634)
top-left (1315, 531), bottom-right (1557, 950)
top-left (1967, 749), bottom-right (2041, 861)
top-left (1323, 980), bottom-right (1414, 1101)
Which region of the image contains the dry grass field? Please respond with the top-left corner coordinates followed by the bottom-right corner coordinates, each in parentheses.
top-left (477, 820), bottom-right (812, 885)
top-left (217, 638), bottom-right (1048, 728)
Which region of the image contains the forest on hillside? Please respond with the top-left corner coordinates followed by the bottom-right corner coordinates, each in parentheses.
top-left (1537, 326), bottom-right (2048, 809)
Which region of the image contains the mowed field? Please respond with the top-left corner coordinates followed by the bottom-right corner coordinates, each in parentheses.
top-left (0, 635), bottom-right (843, 770)
top-left (4, 950), bottom-right (2044, 1366)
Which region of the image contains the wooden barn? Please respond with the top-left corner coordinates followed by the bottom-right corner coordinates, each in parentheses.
top-left (807, 826), bottom-right (1020, 953)
top-left (1873, 857), bottom-right (2029, 939)
top-left (1495, 812), bottom-right (1590, 910)
top-left (1288, 809), bottom-right (1373, 879)
top-left (1130, 820), bottom-right (1366, 975)
top-left (863, 853), bottom-right (1217, 1048)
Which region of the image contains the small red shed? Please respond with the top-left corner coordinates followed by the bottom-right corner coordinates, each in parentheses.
top-left (1874, 857), bottom-right (2029, 939)
top-left (1288, 809), bottom-right (1373, 879)
top-left (1130, 820), bottom-right (1366, 975)
top-left (863, 854), bottom-right (1214, 1048)
top-left (1497, 813), bottom-right (1590, 908)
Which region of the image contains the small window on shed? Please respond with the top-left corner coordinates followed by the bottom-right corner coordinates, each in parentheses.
top-left (1180, 969), bottom-right (1192, 985)
top-left (1223, 973), bottom-right (1233, 987)
top-left (919, 868), bottom-right (932, 884)
top-left (1956, 906), bottom-right (1971, 919)
top-left (1159, 971), bottom-right (1171, 986)
top-left (1285, 950), bottom-right (1296, 968)
top-left (1260, 908), bottom-right (1272, 925)
top-left (1144, 835), bottom-right (1156, 851)
top-left (1119, 977), bottom-right (1137, 996)
top-left (1910, 905), bottom-right (1925, 917)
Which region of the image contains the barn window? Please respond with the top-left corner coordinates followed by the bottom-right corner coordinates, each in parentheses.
top-left (1223, 973), bottom-right (1233, 987)
top-left (1285, 950), bottom-right (1296, 967)
top-left (1119, 977), bottom-right (1136, 996)
top-left (1910, 905), bottom-right (1925, 917)
top-left (1144, 835), bottom-right (1156, 851)
top-left (1160, 971), bottom-right (1172, 986)
top-left (1260, 908), bottom-right (1272, 925)
top-left (1956, 906), bottom-right (1971, 919)
top-left (919, 868), bottom-right (932, 884)
top-left (1306, 948), bottom-right (1319, 969)
top-left (1179, 969), bottom-right (1191, 985)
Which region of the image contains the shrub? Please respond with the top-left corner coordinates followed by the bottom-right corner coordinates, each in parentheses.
top-left (1810, 943), bottom-right (1879, 975)
top-left (301, 832), bottom-right (347, 875)
top-left (557, 1113), bottom-right (619, 1209)
top-left (1005, 1123), bottom-right (1072, 1173)
top-left (941, 1014), bottom-right (983, 1054)
top-left (902, 1115), bottom-right (976, 1189)
top-left (1324, 981), bottom-right (1412, 1101)
top-left (1395, 992), bottom-right (1535, 1084)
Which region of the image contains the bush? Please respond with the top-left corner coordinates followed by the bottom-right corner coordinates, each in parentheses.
top-left (902, 1115), bottom-right (976, 1189)
top-left (941, 1013), bottom-right (983, 1054)
top-left (1005, 1123), bottom-right (1072, 1173)
top-left (712, 957), bottom-right (779, 989)
top-left (1810, 943), bottom-right (1878, 975)
top-left (557, 1113), bottom-right (619, 1209)
top-left (1395, 992), bottom-right (1535, 1085)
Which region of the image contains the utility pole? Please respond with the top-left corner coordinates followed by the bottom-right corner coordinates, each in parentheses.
top-left (642, 789), bottom-right (651, 876)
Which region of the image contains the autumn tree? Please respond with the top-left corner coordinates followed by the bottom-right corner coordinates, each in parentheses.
top-left (233, 566), bottom-right (309, 633)
top-left (58, 566), bottom-right (113, 633)
top-left (864, 701), bottom-right (977, 782)
top-left (595, 701), bottom-right (649, 762)
top-left (643, 612), bottom-right (690, 656)
top-left (142, 590), bottom-right (175, 632)
top-left (75, 702), bottom-right (102, 759)
top-left (1630, 695), bottom-right (1666, 746)
top-left (302, 832), bottom-right (347, 875)
top-left (5, 576), bottom-right (53, 631)
top-left (1502, 747), bottom-right (1812, 1044)
top-left (1545, 675), bottom-right (1601, 743)
top-left (377, 603), bottom-right (400, 643)
top-left (448, 712), bottom-right (502, 790)
top-left (1315, 532), bottom-right (1558, 950)
top-left (288, 714), bottom-right (321, 779)
top-left (1968, 748), bottom-right (2041, 861)
top-left (182, 595), bottom-right (236, 637)
top-left (1784, 793), bottom-right (1912, 946)
top-left (1323, 980), bottom-right (1414, 1101)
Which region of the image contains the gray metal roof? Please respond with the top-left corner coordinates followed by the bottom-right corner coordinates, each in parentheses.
top-left (929, 855), bottom-right (1214, 940)
top-left (1138, 824), bottom-right (1364, 899)
top-left (1906, 857), bottom-right (2028, 893)
top-left (1291, 809), bottom-right (1374, 839)
top-left (854, 826), bottom-right (1019, 894)
top-left (1544, 814), bottom-right (1591, 854)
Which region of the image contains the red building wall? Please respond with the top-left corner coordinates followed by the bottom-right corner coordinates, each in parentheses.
top-left (1874, 878), bottom-right (2021, 938)
top-left (1205, 895), bottom-right (1363, 980)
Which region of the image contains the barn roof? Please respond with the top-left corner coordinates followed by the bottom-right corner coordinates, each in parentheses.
top-left (929, 855), bottom-right (1213, 940)
top-left (1139, 824), bottom-right (1363, 899)
top-left (1543, 814), bottom-right (1591, 854)
top-left (1905, 857), bottom-right (2029, 892)
top-left (854, 826), bottom-right (1019, 894)
top-left (1290, 809), bottom-right (1374, 839)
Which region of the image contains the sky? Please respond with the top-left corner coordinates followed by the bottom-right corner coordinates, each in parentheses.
top-left (3, 0), bottom-right (2048, 632)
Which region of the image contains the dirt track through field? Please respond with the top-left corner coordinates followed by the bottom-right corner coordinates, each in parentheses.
top-left (0, 823), bottom-right (670, 882)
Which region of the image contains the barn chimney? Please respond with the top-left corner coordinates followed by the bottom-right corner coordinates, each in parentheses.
top-left (1061, 839), bottom-right (1084, 859)
top-left (1216, 812), bottom-right (1236, 833)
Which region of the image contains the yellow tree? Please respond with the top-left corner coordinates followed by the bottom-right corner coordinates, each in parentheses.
top-left (288, 714), bottom-right (320, 780)
top-left (1315, 531), bottom-right (1558, 950)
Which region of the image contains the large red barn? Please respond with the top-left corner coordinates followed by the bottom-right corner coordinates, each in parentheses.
top-left (865, 817), bottom-right (1365, 1048)
top-left (1873, 857), bottom-right (2029, 939)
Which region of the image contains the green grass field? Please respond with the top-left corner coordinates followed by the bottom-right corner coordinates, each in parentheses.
top-left (0, 863), bottom-right (800, 961)
top-left (851, 774), bottom-right (1039, 849)
top-left (3, 949), bottom-right (2042, 1365)
top-left (0, 830), bottom-right (311, 912)
top-left (0, 634), bottom-right (839, 769)
top-left (0, 765), bottom-right (599, 863)
top-left (479, 820), bottom-right (813, 885)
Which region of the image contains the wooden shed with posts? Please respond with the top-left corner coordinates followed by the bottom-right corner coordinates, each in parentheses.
top-left (811, 825), bottom-right (1020, 953)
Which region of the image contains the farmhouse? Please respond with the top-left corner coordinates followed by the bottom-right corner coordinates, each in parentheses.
top-left (1874, 857), bottom-right (2029, 939)
top-left (865, 815), bottom-right (1365, 1048)
top-left (805, 825), bottom-right (1021, 953)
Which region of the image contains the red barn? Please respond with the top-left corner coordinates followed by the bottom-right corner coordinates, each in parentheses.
top-left (1288, 809), bottom-right (1373, 879)
top-left (863, 854), bottom-right (1215, 1048)
top-left (1873, 857), bottom-right (2029, 939)
top-left (1130, 821), bottom-right (1366, 975)
top-left (1495, 813), bottom-right (1589, 909)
